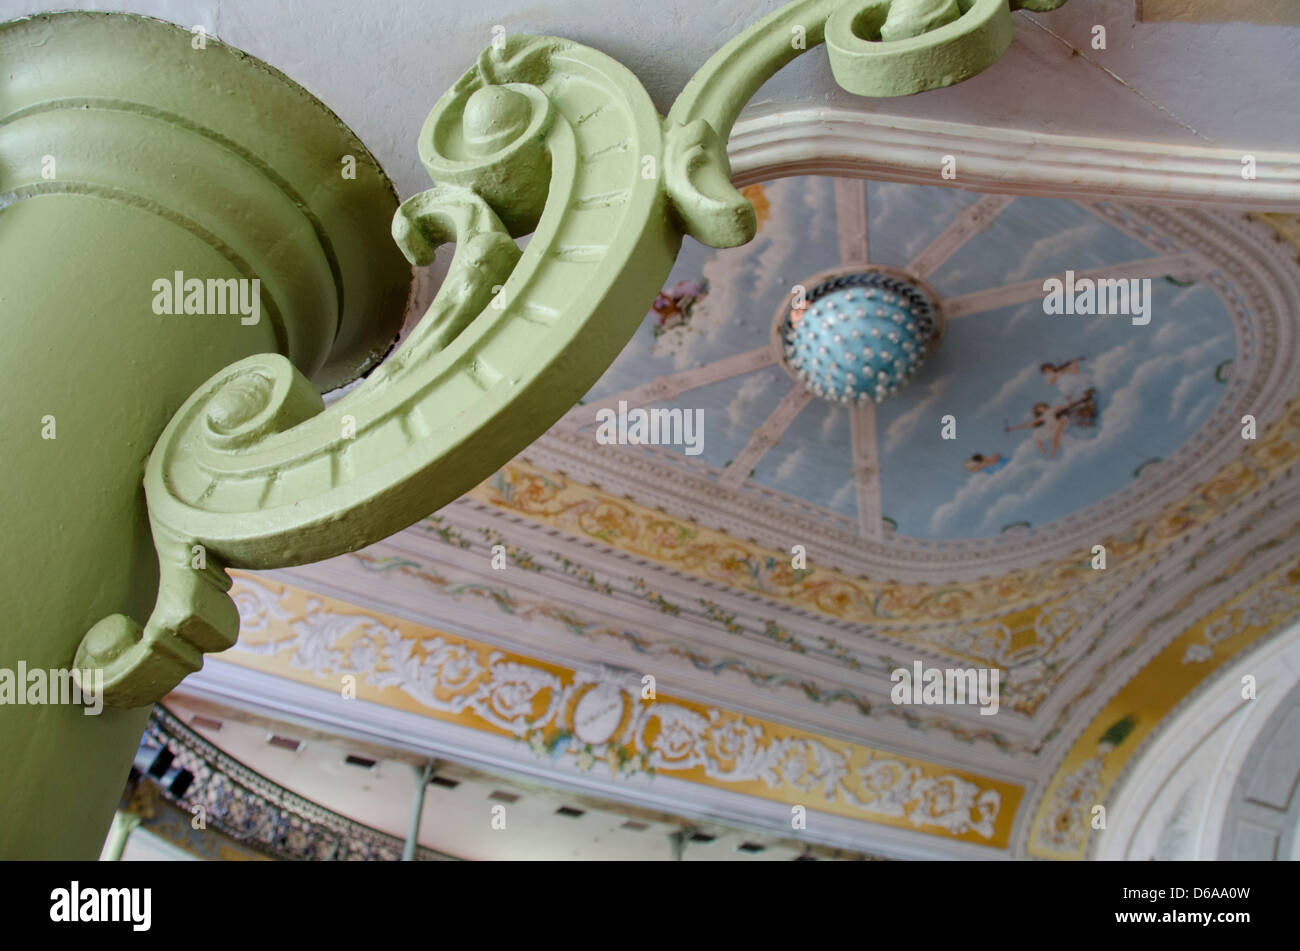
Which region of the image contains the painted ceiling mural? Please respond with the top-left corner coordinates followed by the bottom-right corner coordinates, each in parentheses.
top-left (579, 176), bottom-right (1237, 540)
top-left (212, 174), bottom-right (1300, 859)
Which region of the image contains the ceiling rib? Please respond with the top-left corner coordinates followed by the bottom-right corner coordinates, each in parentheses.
top-left (834, 177), bottom-right (869, 265)
top-left (907, 194), bottom-right (1016, 279)
top-left (558, 347), bottom-right (775, 429)
top-left (849, 402), bottom-right (883, 539)
top-left (943, 253), bottom-right (1202, 319)
top-left (719, 386), bottom-right (813, 489)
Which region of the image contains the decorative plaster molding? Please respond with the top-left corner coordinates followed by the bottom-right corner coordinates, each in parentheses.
top-left (191, 501), bottom-right (1300, 859)
top-left (179, 660), bottom-right (1011, 860)
top-left (217, 574), bottom-right (1024, 847)
top-left (1026, 544), bottom-right (1300, 859)
top-left (726, 107), bottom-right (1300, 211)
top-left (1093, 622), bottom-right (1300, 860)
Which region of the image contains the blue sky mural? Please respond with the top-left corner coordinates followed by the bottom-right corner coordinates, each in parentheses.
top-left (580, 176), bottom-right (1236, 541)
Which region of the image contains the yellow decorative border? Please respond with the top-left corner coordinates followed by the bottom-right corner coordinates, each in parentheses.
top-left (469, 462), bottom-right (1106, 625)
top-left (471, 391), bottom-right (1300, 629)
top-left (1027, 553), bottom-right (1300, 859)
top-left (1258, 212), bottom-right (1300, 254)
top-left (452, 400), bottom-right (1298, 682)
top-left (221, 575), bottom-right (1023, 847)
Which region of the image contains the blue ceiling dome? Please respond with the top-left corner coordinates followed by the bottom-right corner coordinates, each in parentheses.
top-left (781, 270), bottom-right (942, 404)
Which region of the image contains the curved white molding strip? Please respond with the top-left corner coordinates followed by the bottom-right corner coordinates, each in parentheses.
top-left (1093, 618), bottom-right (1300, 860)
top-left (728, 107), bottom-right (1300, 211)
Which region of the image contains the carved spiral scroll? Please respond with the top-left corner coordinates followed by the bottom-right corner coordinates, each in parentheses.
top-left (78, 36), bottom-right (682, 706)
top-left (663, 0), bottom-right (1068, 248)
top-left (81, 0), bottom-right (1067, 706)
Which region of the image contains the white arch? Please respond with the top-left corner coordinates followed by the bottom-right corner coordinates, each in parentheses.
top-left (1095, 620), bottom-right (1300, 860)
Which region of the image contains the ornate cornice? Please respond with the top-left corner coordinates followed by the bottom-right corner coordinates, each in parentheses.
top-left (217, 574), bottom-right (1024, 848)
top-left (208, 497), bottom-right (1300, 859)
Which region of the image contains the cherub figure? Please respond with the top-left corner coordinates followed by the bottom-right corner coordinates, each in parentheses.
top-left (1040, 356), bottom-right (1094, 406)
top-left (964, 452), bottom-right (1008, 475)
top-left (1006, 390), bottom-right (1098, 459)
top-left (651, 279), bottom-right (708, 338)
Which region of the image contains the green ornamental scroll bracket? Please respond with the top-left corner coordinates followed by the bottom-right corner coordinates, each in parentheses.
top-left (75, 0), bottom-right (1068, 707)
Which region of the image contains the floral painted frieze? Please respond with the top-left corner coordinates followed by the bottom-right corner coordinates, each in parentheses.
top-left (474, 391), bottom-right (1300, 627)
top-left (225, 576), bottom-right (1021, 846)
top-left (343, 550), bottom-right (1029, 750)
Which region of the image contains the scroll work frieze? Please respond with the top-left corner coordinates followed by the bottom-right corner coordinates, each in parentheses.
top-left (228, 576), bottom-right (1019, 844)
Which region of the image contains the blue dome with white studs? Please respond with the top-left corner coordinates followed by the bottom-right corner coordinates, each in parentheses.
top-left (781, 271), bottom-right (941, 404)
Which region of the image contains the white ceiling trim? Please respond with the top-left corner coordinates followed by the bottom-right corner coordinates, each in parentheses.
top-left (1091, 620), bottom-right (1300, 860)
top-left (727, 107), bottom-right (1300, 211)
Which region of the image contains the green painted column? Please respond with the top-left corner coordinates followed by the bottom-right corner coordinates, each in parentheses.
top-left (0, 12), bottom-right (410, 858)
top-left (100, 811), bottom-right (143, 862)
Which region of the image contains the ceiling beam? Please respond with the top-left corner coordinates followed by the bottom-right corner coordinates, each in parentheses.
top-left (834, 177), bottom-right (869, 265)
top-left (849, 402), bottom-right (883, 540)
top-left (727, 109), bottom-right (1300, 212)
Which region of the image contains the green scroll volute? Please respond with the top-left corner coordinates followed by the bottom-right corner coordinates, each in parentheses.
top-left (78, 0), bottom-right (1068, 707)
top-left (665, 0), bottom-right (1069, 248)
top-left (75, 34), bottom-right (682, 706)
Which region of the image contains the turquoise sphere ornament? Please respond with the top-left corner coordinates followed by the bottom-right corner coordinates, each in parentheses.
top-left (778, 269), bottom-right (943, 404)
